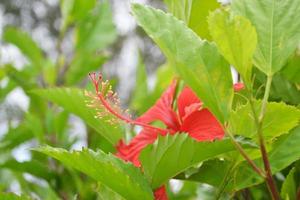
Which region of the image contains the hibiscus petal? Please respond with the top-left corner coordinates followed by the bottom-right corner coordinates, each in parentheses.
top-left (154, 186), bottom-right (168, 200)
top-left (136, 80), bottom-right (180, 131)
top-left (180, 109), bottom-right (224, 141)
top-left (177, 86), bottom-right (201, 120)
top-left (116, 128), bottom-right (166, 167)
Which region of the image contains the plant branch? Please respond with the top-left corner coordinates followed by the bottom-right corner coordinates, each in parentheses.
top-left (251, 75), bottom-right (280, 200)
top-left (296, 186), bottom-right (300, 200)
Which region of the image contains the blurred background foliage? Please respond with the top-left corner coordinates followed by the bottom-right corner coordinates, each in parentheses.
top-left (0, 0), bottom-right (181, 199)
top-left (0, 0), bottom-right (299, 200)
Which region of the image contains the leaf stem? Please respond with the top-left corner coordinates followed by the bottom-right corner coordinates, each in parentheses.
top-left (225, 129), bottom-right (265, 178)
top-left (251, 75), bottom-right (280, 200)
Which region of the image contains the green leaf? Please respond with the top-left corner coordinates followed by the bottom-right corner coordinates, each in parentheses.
top-left (188, 0), bottom-right (219, 40)
top-left (97, 182), bottom-right (125, 200)
top-left (236, 125), bottom-right (300, 190)
top-left (0, 159), bottom-right (55, 181)
top-left (60, 0), bottom-right (75, 29)
top-left (177, 159), bottom-right (232, 188)
top-left (31, 88), bottom-right (122, 145)
top-left (66, 53), bottom-right (107, 85)
top-left (130, 63), bottom-right (175, 115)
top-left (282, 52), bottom-right (300, 84)
top-left (131, 4), bottom-right (233, 123)
top-left (232, 0), bottom-right (300, 75)
top-left (130, 54), bottom-right (149, 113)
top-left (182, 126), bottom-right (300, 191)
top-left (252, 68), bottom-right (300, 105)
top-left (139, 133), bottom-right (246, 189)
top-left (3, 27), bottom-right (44, 70)
top-left (233, 125), bottom-right (300, 190)
top-left (281, 167), bottom-right (297, 200)
top-left (270, 74), bottom-right (300, 105)
top-left (0, 193), bottom-right (31, 200)
top-left (229, 101), bottom-right (300, 140)
top-left (60, 0), bottom-right (96, 28)
top-left (164, 0), bottom-right (219, 40)
top-left (75, 1), bottom-right (117, 52)
top-left (24, 113), bottom-right (45, 143)
top-left (36, 146), bottom-right (153, 200)
top-left (208, 9), bottom-right (257, 83)
top-left (0, 125), bottom-right (34, 152)
top-left (163, 0), bottom-right (192, 24)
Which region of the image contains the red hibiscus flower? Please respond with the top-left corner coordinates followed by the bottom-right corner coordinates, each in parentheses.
top-left (88, 73), bottom-right (244, 200)
top-left (116, 79), bottom-right (225, 167)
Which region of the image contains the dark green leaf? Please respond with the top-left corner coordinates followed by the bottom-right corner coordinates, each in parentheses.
top-left (281, 167), bottom-right (297, 200)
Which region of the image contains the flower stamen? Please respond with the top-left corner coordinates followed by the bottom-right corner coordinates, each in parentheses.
top-left (87, 73), bottom-right (168, 134)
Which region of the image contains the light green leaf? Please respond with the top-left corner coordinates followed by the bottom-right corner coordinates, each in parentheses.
top-left (208, 9), bottom-right (257, 82)
top-left (188, 0), bottom-right (219, 40)
top-left (164, 0), bottom-right (220, 40)
top-left (281, 167), bottom-right (297, 200)
top-left (97, 183), bottom-right (126, 200)
top-left (163, 0), bottom-right (193, 24)
top-left (131, 4), bottom-right (233, 123)
top-left (76, 1), bottom-right (117, 52)
top-left (229, 101), bottom-right (300, 140)
top-left (31, 88), bottom-right (122, 145)
top-left (36, 146), bottom-right (153, 200)
top-left (232, 0), bottom-right (300, 75)
top-left (139, 133), bottom-right (247, 189)
top-left (3, 27), bottom-right (44, 70)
